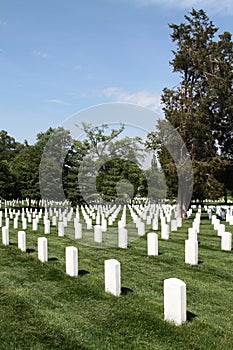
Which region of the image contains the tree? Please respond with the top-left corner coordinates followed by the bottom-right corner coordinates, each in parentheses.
top-left (39, 127), bottom-right (72, 202)
top-left (11, 144), bottom-right (41, 206)
top-left (147, 9), bottom-right (233, 214)
top-left (76, 123), bottom-right (148, 204)
top-left (0, 130), bottom-right (24, 199)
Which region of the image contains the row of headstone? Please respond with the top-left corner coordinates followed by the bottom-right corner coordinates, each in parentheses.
top-left (105, 259), bottom-right (186, 326)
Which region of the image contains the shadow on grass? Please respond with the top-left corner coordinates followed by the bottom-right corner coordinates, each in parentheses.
top-left (78, 269), bottom-right (90, 276)
top-left (187, 311), bottom-right (197, 322)
top-left (26, 248), bottom-right (36, 253)
top-left (121, 287), bottom-right (133, 295)
top-left (48, 257), bottom-right (59, 261)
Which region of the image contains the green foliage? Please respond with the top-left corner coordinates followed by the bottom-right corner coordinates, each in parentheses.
top-left (147, 9), bottom-right (233, 206)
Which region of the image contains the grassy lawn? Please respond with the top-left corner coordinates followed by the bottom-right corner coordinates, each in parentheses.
top-left (0, 207), bottom-right (233, 349)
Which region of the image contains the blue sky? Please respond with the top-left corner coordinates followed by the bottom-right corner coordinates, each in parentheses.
top-left (0, 0), bottom-right (232, 144)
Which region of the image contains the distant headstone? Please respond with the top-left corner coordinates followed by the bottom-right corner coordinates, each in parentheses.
top-left (32, 218), bottom-right (38, 231)
top-left (58, 222), bottom-right (64, 237)
top-left (137, 221), bottom-right (145, 236)
top-left (171, 219), bottom-right (177, 232)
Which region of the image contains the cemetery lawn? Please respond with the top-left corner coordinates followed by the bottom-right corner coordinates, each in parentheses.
top-left (0, 210), bottom-right (233, 350)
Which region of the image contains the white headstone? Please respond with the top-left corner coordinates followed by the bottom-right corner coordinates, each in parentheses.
top-left (14, 217), bottom-right (18, 229)
top-left (22, 218), bottom-right (27, 230)
top-left (5, 217), bottom-right (9, 228)
top-left (75, 222), bottom-right (82, 239)
top-left (177, 217), bottom-right (182, 228)
top-left (118, 227), bottom-right (127, 248)
top-left (38, 237), bottom-right (48, 262)
top-left (58, 222), bottom-right (64, 237)
top-left (86, 218), bottom-right (92, 230)
top-left (138, 221), bottom-right (145, 236)
top-left (147, 232), bottom-right (158, 256)
top-left (52, 216), bottom-right (57, 226)
top-left (221, 232), bottom-right (232, 251)
top-left (171, 219), bottom-right (177, 232)
top-left (161, 224), bottom-right (170, 240)
top-left (2, 226), bottom-right (9, 245)
top-left (185, 239), bottom-right (198, 265)
top-left (94, 225), bottom-right (102, 243)
top-left (32, 218), bottom-right (38, 231)
top-left (44, 219), bottom-right (50, 234)
top-left (18, 231), bottom-right (26, 252)
top-left (214, 219), bottom-right (220, 230)
top-left (188, 227), bottom-right (197, 241)
top-left (217, 224), bottom-right (225, 237)
top-left (105, 259), bottom-right (121, 296)
top-left (164, 278), bottom-right (186, 326)
top-left (66, 246), bottom-right (78, 276)
top-left (152, 218), bottom-right (158, 230)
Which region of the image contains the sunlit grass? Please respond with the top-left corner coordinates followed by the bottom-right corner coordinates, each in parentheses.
top-left (0, 207), bottom-right (233, 349)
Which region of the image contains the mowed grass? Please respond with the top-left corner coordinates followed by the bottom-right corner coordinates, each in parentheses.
top-left (0, 208), bottom-right (233, 350)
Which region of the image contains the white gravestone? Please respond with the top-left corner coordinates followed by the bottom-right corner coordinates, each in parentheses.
top-left (161, 224), bottom-right (170, 240)
top-left (152, 218), bottom-right (158, 231)
top-left (94, 225), bottom-right (102, 243)
top-left (44, 220), bottom-right (50, 234)
top-left (105, 259), bottom-right (121, 296)
top-left (18, 231), bottom-right (26, 252)
top-left (217, 224), bottom-right (225, 237)
top-left (32, 218), bottom-right (38, 231)
top-left (66, 246), bottom-right (78, 276)
top-left (147, 232), bottom-right (158, 256)
top-left (2, 226), bottom-right (9, 245)
top-left (14, 217), bottom-right (18, 229)
top-left (58, 222), bottom-right (64, 237)
top-left (221, 232), bottom-right (232, 251)
top-left (38, 237), bottom-right (48, 262)
top-left (75, 222), bottom-right (82, 239)
top-left (164, 278), bottom-right (186, 326)
top-left (22, 218), bottom-right (27, 230)
top-left (171, 219), bottom-right (177, 232)
top-left (118, 227), bottom-right (127, 248)
top-left (188, 227), bottom-right (197, 241)
top-left (185, 239), bottom-right (198, 265)
top-left (137, 221), bottom-right (145, 236)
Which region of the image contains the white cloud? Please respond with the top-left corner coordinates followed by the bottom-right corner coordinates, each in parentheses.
top-left (133, 0), bottom-right (233, 15)
top-left (48, 99), bottom-right (70, 106)
top-left (103, 87), bottom-right (162, 113)
top-left (32, 50), bottom-right (50, 59)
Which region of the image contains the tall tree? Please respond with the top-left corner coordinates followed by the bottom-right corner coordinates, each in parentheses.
top-left (0, 130), bottom-right (24, 199)
top-left (147, 9), bottom-right (233, 214)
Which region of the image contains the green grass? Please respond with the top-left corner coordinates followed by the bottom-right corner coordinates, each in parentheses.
top-left (0, 209), bottom-right (233, 349)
